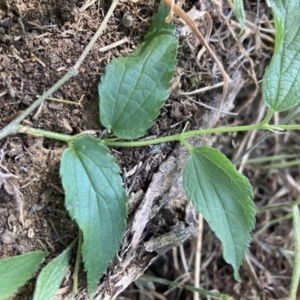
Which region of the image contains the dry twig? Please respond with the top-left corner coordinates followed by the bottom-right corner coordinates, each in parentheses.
top-left (163, 0), bottom-right (230, 127)
top-left (0, 0), bottom-right (120, 140)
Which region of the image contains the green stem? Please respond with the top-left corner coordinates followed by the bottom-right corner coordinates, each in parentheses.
top-left (261, 108), bottom-right (274, 124)
top-left (268, 124), bottom-right (300, 130)
top-left (102, 123), bottom-right (298, 147)
top-left (290, 204), bottom-right (300, 300)
top-left (73, 230), bottom-right (83, 296)
top-left (139, 275), bottom-right (223, 299)
top-left (0, 71), bottom-right (75, 140)
top-left (259, 159), bottom-right (300, 170)
top-left (256, 200), bottom-right (300, 214)
top-left (17, 122), bottom-right (300, 147)
top-left (180, 138), bottom-right (194, 153)
top-left (19, 126), bottom-right (73, 143)
top-left (73, 0), bottom-right (119, 70)
top-left (46, 97), bottom-right (81, 106)
top-left (253, 212), bottom-right (300, 237)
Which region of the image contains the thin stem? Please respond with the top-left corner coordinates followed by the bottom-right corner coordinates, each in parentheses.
top-left (0, 71), bottom-right (74, 140)
top-left (180, 138), bottom-right (194, 153)
top-left (46, 97), bottom-right (81, 106)
top-left (256, 200), bottom-right (300, 214)
top-left (290, 204), bottom-right (300, 300)
top-left (73, 230), bottom-right (83, 296)
top-left (73, 0), bottom-right (119, 70)
top-left (181, 81), bottom-right (225, 96)
top-left (194, 214), bottom-right (203, 300)
top-left (0, 0), bottom-right (119, 141)
top-left (163, 0), bottom-right (230, 127)
top-left (267, 124), bottom-right (300, 130)
top-left (233, 103), bottom-right (300, 164)
top-left (139, 275), bottom-right (223, 299)
top-left (17, 122), bottom-right (300, 147)
top-left (18, 126), bottom-right (73, 143)
top-left (254, 213), bottom-right (293, 237)
top-left (261, 108), bottom-right (274, 124)
top-left (102, 123), bottom-right (299, 147)
top-left (259, 159), bottom-right (300, 170)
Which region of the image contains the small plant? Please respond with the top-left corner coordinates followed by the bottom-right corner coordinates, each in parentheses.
top-left (0, 0), bottom-right (300, 299)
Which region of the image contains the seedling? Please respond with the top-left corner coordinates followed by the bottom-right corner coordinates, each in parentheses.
top-left (0, 1), bottom-right (300, 299)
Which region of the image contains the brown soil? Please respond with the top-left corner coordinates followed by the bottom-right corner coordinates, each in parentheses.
top-left (0, 0), bottom-right (297, 299)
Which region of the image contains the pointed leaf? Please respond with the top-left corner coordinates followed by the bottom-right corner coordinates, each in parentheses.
top-left (33, 240), bottom-right (76, 300)
top-left (183, 146), bottom-right (255, 280)
top-left (60, 136), bottom-right (127, 295)
top-left (0, 251), bottom-right (47, 300)
top-left (99, 2), bottom-right (178, 139)
top-left (263, 0), bottom-right (300, 111)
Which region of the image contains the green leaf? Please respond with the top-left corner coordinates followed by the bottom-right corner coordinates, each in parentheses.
top-left (0, 251), bottom-right (47, 300)
top-left (99, 2), bottom-right (178, 139)
top-left (183, 146), bottom-right (255, 280)
top-left (33, 240), bottom-right (76, 300)
top-left (232, 0), bottom-right (245, 33)
top-left (263, 0), bottom-right (300, 111)
top-left (60, 136), bottom-right (127, 295)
